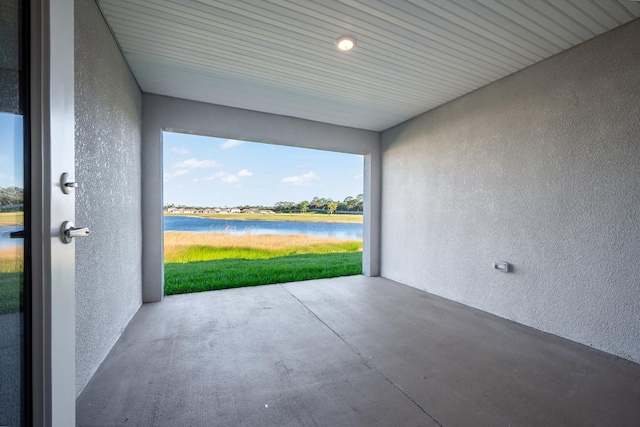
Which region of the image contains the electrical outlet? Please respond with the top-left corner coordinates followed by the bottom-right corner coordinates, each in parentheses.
top-left (493, 261), bottom-right (512, 273)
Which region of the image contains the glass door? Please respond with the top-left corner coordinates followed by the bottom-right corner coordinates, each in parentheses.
top-left (0, 0), bottom-right (28, 425)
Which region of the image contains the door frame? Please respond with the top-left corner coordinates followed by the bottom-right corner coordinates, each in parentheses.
top-left (30, 0), bottom-right (76, 425)
top-left (141, 95), bottom-right (382, 302)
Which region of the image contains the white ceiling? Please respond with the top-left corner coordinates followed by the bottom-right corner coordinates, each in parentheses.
top-left (97, 0), bottom-right (640, 131)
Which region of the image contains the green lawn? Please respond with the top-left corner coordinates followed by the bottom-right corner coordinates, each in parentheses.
top-left (164, 231), bottom-right (362, 295)
top-left (0, 272), bottom-right (23, 314)
top-left (165, 252), bottom-right (362, 295)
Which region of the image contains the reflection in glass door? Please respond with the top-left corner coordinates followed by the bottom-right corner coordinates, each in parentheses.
top-left (0, 0), bottom-right (28, 425)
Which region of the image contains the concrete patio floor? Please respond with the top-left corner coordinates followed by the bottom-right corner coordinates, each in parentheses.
top-left (76, 275), bottom-right (640, 426)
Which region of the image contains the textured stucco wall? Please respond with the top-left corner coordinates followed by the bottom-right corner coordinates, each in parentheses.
top-left (74, 0), bottom-right (143, 395)
top-left (381, 19), bottom-right (640, 363)
top-left (0, 0), bottom-right (21, 114)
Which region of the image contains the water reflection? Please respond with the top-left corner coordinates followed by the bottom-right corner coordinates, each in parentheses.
top-left (0, 9), bottom-right (27, 418)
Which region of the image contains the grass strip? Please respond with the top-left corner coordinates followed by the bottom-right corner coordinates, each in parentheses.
top-left (167, 242), bottom-right (362, 263)
top-left (164, 232), bottom-right (362, 263)
top-left (0, 211), bottom-right (23, 226)
top-left (165, 252), bottom-right (362, 295)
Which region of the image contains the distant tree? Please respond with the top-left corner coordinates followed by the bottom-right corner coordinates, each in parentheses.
top-left (0, 187), bottom-right (23, 207)
top-left (310, 197), bottom-right (329, 210)
top-left (327, 201), bottom-right (338, 215)
top-left (298, 201), bottom-right (309, 213)
top-left (275, 201), bottom-right (296, 212)
top-left (342, 196), bottom-right (356, 211)
top-left (310, 197), bottom-right (320, 210)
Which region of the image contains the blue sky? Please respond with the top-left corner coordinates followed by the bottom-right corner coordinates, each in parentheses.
top-left (163, 131), bottom-right (363, 207)
top-left (0, 113), bottom-right (23, 189)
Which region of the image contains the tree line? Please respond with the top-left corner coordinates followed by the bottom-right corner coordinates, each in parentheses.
top-left (164, 194), bottom-right (364, 215)
top-left (0, 187), bottom-right (24, 211)
top-left (273, 195), bottom-right (363, 215)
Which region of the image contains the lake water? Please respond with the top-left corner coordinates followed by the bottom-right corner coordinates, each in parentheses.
top-left (164, 216), bottom-right (363, 240)
top-left (0, 218), bottom-right (363, 249)
top-left (0, 226), bottom-right (23, 250)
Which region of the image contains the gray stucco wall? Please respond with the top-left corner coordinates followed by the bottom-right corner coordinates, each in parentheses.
top-left (0, 0), bottom-right (20, 114)
top-left (381, 19), bottom-right (640, 363)
top-left (75, 0), bottom-right (143, 395)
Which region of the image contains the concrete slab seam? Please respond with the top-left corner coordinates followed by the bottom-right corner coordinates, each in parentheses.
top-left (280, 284), bottom-right (444, 427)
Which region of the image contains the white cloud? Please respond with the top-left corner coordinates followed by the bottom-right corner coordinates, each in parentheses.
top-left (281, 171), bottom-right (319, 186)
top-left (205, 169), bottom-right (252, 184)
top-left (171, 147), bottom-right (190, 154)
top-left (354, 173), bottom-right (363, 180)
top-left (220, 139), bottom-right (245, 150)
top-left (202, 168), bottom-right (251, 184)
top-left (222, 175), bottom-right (239, 183)
top-left (193, 178), bottom-right (199, 183)
top-left (173, 157), bottom-right (219, 169)
top-left (163, 169), bottom-right (189, 182)
top-left (204, 172), bottom-right (225, 181)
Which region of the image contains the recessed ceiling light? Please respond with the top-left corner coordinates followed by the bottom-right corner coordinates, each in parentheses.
top-left (335, 36), bottom-right (356, 51)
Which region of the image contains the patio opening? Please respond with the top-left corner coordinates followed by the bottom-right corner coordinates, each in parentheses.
top-left (162, 131), bottom-right (364, 295)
